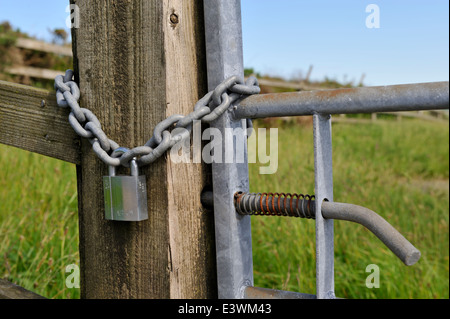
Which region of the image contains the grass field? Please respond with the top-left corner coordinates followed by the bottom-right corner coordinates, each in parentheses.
top-left (0, 117), bottom-right (448, 299)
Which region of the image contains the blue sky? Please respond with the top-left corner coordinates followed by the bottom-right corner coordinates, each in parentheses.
top-left (0, 0), bottom-right (448, 86)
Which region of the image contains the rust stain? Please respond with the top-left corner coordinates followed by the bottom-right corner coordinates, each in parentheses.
top-left (246, 91), bottom-right (298, 104)
top-left (246, 86), bottom-right (362, 104)
top-left (311, 87), bottom-right (360, 100)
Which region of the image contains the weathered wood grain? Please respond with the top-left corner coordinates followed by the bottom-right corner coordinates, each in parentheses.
top-left (0, 279), bottom-right (46, 299)
top-left (0, 80), bottom-right (81, 164)
top-left (164, 0), bottom-right (216, 298)
top-left (73, 0), bottom-right (215, 299)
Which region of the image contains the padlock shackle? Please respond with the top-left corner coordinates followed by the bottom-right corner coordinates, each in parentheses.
top-left (110, 147), bottom-right (139, 174)
top-left (111, 147), bottom-right (130, 158)
top-left (130, 158), bottom-right (139, 176)
top-left (107, 147), bottom-right (128, 177)
top-left (108, 165), bottom-right (116, 177)
top-left (107, 159), bottom-right (139, 176)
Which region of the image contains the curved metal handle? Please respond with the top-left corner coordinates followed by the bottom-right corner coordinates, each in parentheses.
top-left (321, 201), bottom-right (421, 266)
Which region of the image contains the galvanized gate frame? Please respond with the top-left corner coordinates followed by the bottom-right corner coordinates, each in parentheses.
top-left (204, 1), bottom-right (254, 299)
top-left (203, 0), bottom-right (449, 299)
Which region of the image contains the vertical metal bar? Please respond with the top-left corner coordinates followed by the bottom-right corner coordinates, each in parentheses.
top-left (204, 0), bottom-right (253, 299)
top-left (313, 114), bottom-right (335, 299)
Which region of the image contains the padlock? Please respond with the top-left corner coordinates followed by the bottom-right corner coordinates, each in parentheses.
top-left (103, 158), bottom-right (148, 221)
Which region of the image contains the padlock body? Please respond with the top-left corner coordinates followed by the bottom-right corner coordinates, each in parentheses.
top-left (103, 175), bottom-right (148, 221)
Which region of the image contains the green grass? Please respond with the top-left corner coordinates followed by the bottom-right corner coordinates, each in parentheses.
top-left (0, 148), bottom-right (79, 299)
top-left (0, 118), bottom-right (448, 299)
top-left (250, 118), bottom-right (449, 299)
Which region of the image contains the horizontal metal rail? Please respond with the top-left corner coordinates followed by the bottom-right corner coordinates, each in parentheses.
top-left (234, 81), bottom-right (449, 119)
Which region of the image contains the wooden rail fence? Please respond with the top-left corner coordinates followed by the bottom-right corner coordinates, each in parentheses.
top-left (15, 38), bottom-right (73, 56)
top-left (4, 38), bottom-right (72, 80)
top-left (4, 37), bottom-right (449, 123)
top-left (1, 0), bottom-right (215, 299)
top-left (0, 279), bottom-right (46, 299)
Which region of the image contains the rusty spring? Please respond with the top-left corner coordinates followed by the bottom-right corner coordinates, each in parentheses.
top-left (234, 192), bottom-right (316, 219)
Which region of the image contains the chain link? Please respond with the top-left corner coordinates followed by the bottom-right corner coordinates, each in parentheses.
top-left (54, 69), bottom-right (259, 168)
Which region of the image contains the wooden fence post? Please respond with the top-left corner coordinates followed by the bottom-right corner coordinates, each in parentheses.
top-left (71, 0), bottom-right (216, 298)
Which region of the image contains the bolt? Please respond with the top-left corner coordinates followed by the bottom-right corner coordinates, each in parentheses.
top-left (170, 13), bottom-right (179, 25)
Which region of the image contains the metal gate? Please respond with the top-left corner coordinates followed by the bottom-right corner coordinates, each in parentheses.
top-left (202, 0), bottom-right (449, 299)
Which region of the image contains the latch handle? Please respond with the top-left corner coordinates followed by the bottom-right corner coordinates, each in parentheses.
top-left (321, 201), bottom-right (421, 266)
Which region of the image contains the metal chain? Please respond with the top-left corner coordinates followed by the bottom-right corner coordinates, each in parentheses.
top-left (54, 69), bottom-right (260, 167)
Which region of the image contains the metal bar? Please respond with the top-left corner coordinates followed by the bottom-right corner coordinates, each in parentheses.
top-left (234, 81), bottom-right (449, 119)
top-left (231, 192), bottom-right (420, 266)
top-left (203, 191), bottom-right (421, 266)
top-left (321, 201), bottom-right (421, 266)
top-left (204, 0), bottom-right (253, 299)
top-left (313, 114), bottom-right (335, 299)
top-left (244, 286), bottom-right (316, 299)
